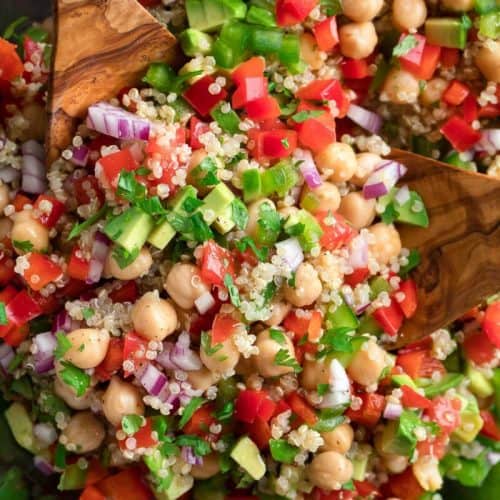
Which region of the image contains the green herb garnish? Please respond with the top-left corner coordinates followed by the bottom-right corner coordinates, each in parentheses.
top-left (59, 361), bottom-right (91, 397)
top-left (201, 331), bottom-right (223, 357)
top-left (121, 414), bottom-right (144, 436)
top-left (270, 329), bottom-right (287, 345)
top-left (275, 348), bottom-right (302, 373)
top-left (54, 332), bottom-right (72, 360)
top-left (292, 109), bottom-right (325, 123)
top-left (175, 435), bottom-right (211, 456)
top-left (231, 198), bottom-right (249, 230)
top-left (12, 240), bottom-right (33, 252)
top-left (224, 273), bottom-right (241, 307)
top-left (112, 245), bottom-right (140, 269)
top-left (234, 236), bottom-right (268, 262)
top-left (179, 397), bottom-right (206, 429)
top-left (67, 203), bottom-right (108, 241)
top-left (392, 34), bottom-right (418, 57)
top-left (0, 302), bottom-right (7, 326)
top-left (269, 439), bottom-right (299, 464)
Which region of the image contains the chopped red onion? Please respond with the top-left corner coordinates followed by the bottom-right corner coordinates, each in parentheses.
top-left (34, 422), bottom-right (58, 446)
top-left (348, 234), bottom-right (368, 270)
top-left (363, 161), bottom-right (407, 199)
top-left (294, 149), bottom-right (322, 189)
top-left (475, 129), bottom-right (500, 153)
top-left (181, 446), bottom-right (203, 466)
top-left (139, 363), bottom-right (168, 396)
top-left (21, 140), bottom-right (45, 161)
top-left (86, 232), bottom-right (111, 284)
top-left (157, 334), bottom-right (202, 372)
top-left (87, 102), bottom-right (151, 140)
top-left (0, 343), bottom-right (14, 372)
top-left (319, 359), bottom-right (351, 408)
top-left (22, 152), bottom-right (47, 194)
top-left (195, 291), bottom-right (216, 315)
top-left (52, 310), bottom-right (80, 333)
top-left (275, 238), bottom-right (304, 271)
top-left (34, 456), bottom-right (55, 476)
top-left (33, 332), bottom-right (57, 374)
top-left (156, 343), bottom-right (177, 370)
top-left (342, 289), bottom-right (355, 309)
top-left (347, 104), bottom-right (383, 135)
top-left (71, 145), bottom-right (90, 167)
top-left (0, 166), bottom-right (21, 183)
top-left (383, 400), bottom-right (403, 420)
top-left (355, 302), bottom-right (371, 315)
top-left (22, 174), bottom-right (47, 194)
top-left (394, 185), bottom-right (411, 206)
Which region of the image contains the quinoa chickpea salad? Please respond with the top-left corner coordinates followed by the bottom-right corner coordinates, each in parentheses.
top-left (0, 0), bottom-right (499, 499)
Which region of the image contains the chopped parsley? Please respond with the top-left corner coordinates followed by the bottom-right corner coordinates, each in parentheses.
top-left (399, 249), bottom-right (421, 278)
top-left (224, 273), bottom-right (241, 307)
top-left (269, 439), bottom-right (299, 464)
top-left (179, 397), bottom-right (206, 429)
top-left (182, 196), bottom-right (204, 214)
top-left (215, 402), bottom-right (234, 422)
top-left (281, 138), bottom-right (290, 149)
top-left (54, 332), bottom-right (72, 360)
top-left (343, 480), bottom-right (356, 491)
top-left (82, 307), bottom-right (94, 320)
top-left (0, 302), bottom-right (7, 326)
top-left (234, 236), bottom-right (269, 262)
top-left (269, 329), bottom-right (287, 345)
top-left (231, 198), bottom-right (249, 230)
top-left (54, 443), bottom-right (67, 469)
top-left (292, 109), bottom-right (325, 123)
top-left (59, 361), bottom-right (91, 397)
top-left (67, 203), bottom-right (108, 241)
top-left (121, 414), bottom-right (144, 436)
top-left (175, 435), bottom-right (211, 456)
top-left (317, 383), bottom-right (330, 396)
top-left (320, 0), bottom-right (342, 16)
top-left (201, 331), bottom-right (223, 356)
top-left (257, 202), bottom-right (282, 245)
top-left (112, 245), bottom-right (140, 269)
top-left (275, 348), bottom-right (302, 373)
top-left (392, 34), bottom-right (418, 57)
top-left (381, 201), bottom-right (399, 224)
top-left (317, 327), bottom-right (356, 358)
top-left (12, 240), bottom-right (34, 252)
top-left (263, 281), bottom-right (277, 304)
top-left (195, 157), bottom-right (220, 187)
top-left (285, 222), bottom-right (305, 237)
top-left (288, 271), bottom-right (296, 287)
top-left (313, 408), bottom-right (345, 432)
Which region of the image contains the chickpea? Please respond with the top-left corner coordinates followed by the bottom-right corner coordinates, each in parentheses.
top-left (11, 209), bottom-right (49, 253)
top-left (191, 453), bottom-right (221, 479)
top-left (0, 217), bottom-right (12, 241)
top-left (338, 192), bottom-right (376, 229)
top-left (301, 358), bottom-right (330, 391)
top-left (315, 143), bottom-right (357, 183)
top-left (200, 334), bottom-right (240, 374)
top-left (102, 376), bottom-right (144, 427)
top-left (246, 198), bottom-right (275, 240)
top-left (61, 411), bottom-right (105, 454)
top-left (351, 153), bottom-right (383, 187)
top-left (300, 182), bottom-right (341, 214)
top-left (413, 456), bottom-right (443, 492)
top-left (420, 78), bottom-right (448, 107)
top-left (392, 0), bottom-right (427, 32)
top-left (63, 328), bottom-right (110, 369)
top-left (300, 33), bottom-right (323, 70)
top-left (104, 247), bottom-right (152, 280)
top-left (339, 22), bottom-right (378, 60)
top-left (308, 451), bottom-right (354, 490)
top-left (131, 292), bottom-right (178, 341)
top-left (164, 263), bottom-right (210, 310)
top-left (342, 0), bottom-right (383, 22)
top-left (283, 262), bottom-right (322, 308)
top-left (320, 424), bottom-right (354, 453)
top-left (54, 378), bottom-right (92, 410)
top-left (278, 205), bottom-right (299, 220)
top-left (475, 41), bottom-right (500, 83)
top-left (347, 339), bottom-right (387, 386)
top-left (382, 68), bottom-right (420, 105)
top-left (0, 183), bottom-right (10, 213)
top-left (384, 453), bottom-right (409, 473)
top-left (441, 0), bottom-right (474, 11)
top-left (186, 367), bottom-right (221, 392)
top-left (367, 223), bottom-right (402, 265)
top-left (254, 329), bottom-right (297, 378)
top-left (264, 300), bottom-right (292, 327)
top-left (21, 102), bottom-right (47, 142)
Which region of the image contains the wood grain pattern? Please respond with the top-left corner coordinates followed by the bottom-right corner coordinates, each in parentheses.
top-left (390, 149), bottom-right (500, 348)
top-left (47, 0), bottom-right (178, 162)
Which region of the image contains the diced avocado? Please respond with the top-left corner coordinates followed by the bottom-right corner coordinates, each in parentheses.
top-left (58, 463), bottom-right (87, 491)
top-left (381, 419), bottom-right (416, 457)
top-left (392, 374), bottom-right (418, 390)
top-left (466, 364), bottom-right (494, 398)
top-left (351, 444), bottom-right (371, 481)
top-left (213, 204), bottom-right (236, 234)
top-left (357, 314), bottom-right (383, 336)
top-left (4, 402), bottom-right (39, 453)
top-left (325, 299), bottom-right (360, 331)
top-left (179, 29), bottom-right (214, 56)
top-left (230, 436), bottom-right (266, 480)
top-left (104, 207), bottom-right (154, 253)
top-left (369, 276), bottom-right (392, 298)
top-left (200, 183), bottom-right (235, 225)
top-left (211, 103), bottom-right (241, 134)
top-left (154, 475), bottom-right (194, 500)
top-left (421, 373), bottom-right (464, 398)
top-left (186, 0), bottom-right (247, 32)
top-left (242, 169), bottom-right (262, 202)
top-left (283, 209), bottom-right (323, 252)
top-left (452, 395), bottom-right (483, 443)
top-left (479, 12), bottom-right (500, 39)
top-left (425, 18), bottom-right (468, 49)
top-left (148, 221), bottom-right (176, 250)
top-left (379, 188), bottom-right (429, 228)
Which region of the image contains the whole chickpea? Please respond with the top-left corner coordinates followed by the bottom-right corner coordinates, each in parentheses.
top-left (54, 378), bottom-right (92, 410)
top-left (61, 411), bottom-right (105, 454)
top-left (0, 217), bottom-right (12, 241)
top-left (315, 143), bottom-right (357, 183)
top-left (475, 41), bottom-right (500, 83)
top-left (245, 198), bottom-right (276, 240)
top-left (308, 451), bottom-right (354, 490)
top-left (186, 367), bottom-right (221, 392)
top-left (164, 263), bottom-right (210, 310)
top-left (301, 182), bottom-right (341, 214)
top-left (300, 33), bottom-right (323, 70)
top-left (102, 376), bottom-right (144, 427)
top-left (382, 68), bottom-right (420, 105)
top-left (342, 0), bottom-right (384, 22)
top-left (63, 328), bottom-right (110, 369)
top-left (339, 22), bottom-right (378, 60)
top-left (283, 262), bottom-right (322, 307)
top-left (367, 223), bottom-right (402, 265)
top-left (11, 209), bottom-right (49, 253)
top-left (351, 153), bottom-right (383, 187)
top-left (131, 292), bottom-right (178, 341)
top-left (278, 205), bottom-right (299, 220)
top-left (320, 423), bottom-right (354, 453)
top-left (300, 358), bottom-right (330, 391)
top-left (441, 0), bottom-right (474, 11)
top-left (200, 333), bottom-right (240, 374)
top-left (420, 78), bottom-right (448, 107)
top-left (392, 0), bottom-right (427, 31)
top-left (347, 339), bottom-right (387, 386)
top-left (338, 192), bottom-right (376, 229)
top-left (264, 300), bottom-right (292, 327)
top-left (0, 183), bottom-right (10, 213)
top-left (384, 453), bottom-right (409, 473)
top-left (413, 456), bottom-right (443, 492)
top-left (191, 453), bottom-right (221, 479)
top-left (254, 329), bottom-right (296, 378)
top-left (104, 247), bottom-right (152, 280)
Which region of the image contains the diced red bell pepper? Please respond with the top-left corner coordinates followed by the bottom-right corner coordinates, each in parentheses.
top-left (296, 80), bottom-right (350, 117)
top-left (286, 391), bottom-right (318, 426)
top-left (96, 148), bottom-right (138, 187)
top-left (232, 76), bottom-right (268, 109)
top-left (283, 310), bottom-right (322, 341)
top-left (235, 390), bottom-right (276, 424)
top-left (23, 253), bottom-right (63, 291)
top-left (183, 75), bottom-right (228, 117)
top-left (346, 392), bottom-right (385, 427)
top-left (6, 290), bottom-right (42, 326)
top-left (400, 43), bottom-right (441, 81)
top-left (313, 17), bottom-right (339, 52)
top-left (245, 417), bottom-right (272, 450)
top-left (395, 279), bottom-right (418, 319)
top-left (396, 349), bottom-right (446, 379)
top-left (387, 468), bottom-right (424, 500)
top-left (95, 337), bottom-right (124, 381)
top-left (0, 256), bottom-right (15, 286)
top-left (482, 301), bottom-right (500, 348)
top-left (341, 58), bottom-right (370, 80)
top-left (316, 211), bottom-right (356, 251)
top-left (443, 80), bottom-right (470, 106)
top-left (183, 404), bottom-right (217, 436)
top-left (85, 458), bottom-right (110, 486)
top-left (3, 324), bottom-right (29, 347)
top-left (189, 116), bottom-right (210, 150)
top-left (96, 467), bottom-right (152, 500)
top-left (353, 480), bottom-right (380, 498)
top-left (440, 115), bottom-right (481, 152)
top-left (33, 195), bottom-right (65, 228)
top-left (118, 417), bottom-right (158, 450)
top-left (80, 486), bottom-right (106, 500)
top-left (312, 488), bottom-right (355, 500)
top-left (400, 385), bottom-right (432, 410)
top-left (0, 286), bottom-right (18, 305)
top-left (245, 95), bottom-right (281, 121)
top-left (276, 0), bottom-right (319, 27)
top-left (398, 34), bottom-right (426, 67)
top-left (67, 247), bottom-right (90, 282)
top-left (122, 332), bottom-right (148, 376)
top-left (248, 129), bottom-right (298, 160)
top-left (74, 176), bottom-right (105, 207)
top-left (200, 240), bottom-right (235, 287)
top-left (232, 56), bottom-right (266, 86)
top-left (373, 299), bottom-right (405, 336)
top-left (109, 280), bottom-right (139, 303)
top-left (480, 410), bottom-right (500, 441)
top-left (478, 103), bottom-right (500, 119)
top-left (0, 38), bottom-right (24, 82)
top-left (462, 92), bottom-right (478, 123)
top-left (293, 102), bottom-right (336, 152)
top-left (441, 48), bottom-right (460, 68)
top-left (344, 267), bottom-right (370, 288)
top-left (425, 396), bottom-right (461, 434)
top-left (274, 399), bottom-right (291, 417)
top-left (211, 313), bottom-right (239, 344)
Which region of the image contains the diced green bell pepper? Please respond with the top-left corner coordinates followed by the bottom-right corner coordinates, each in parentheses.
top-left (475, 0), bottom-right (500, 15)
top-left (445, 151), bottom-right (476, 171)
top-left (242, 169), bottom-right (262, 202)
top-left (369, 276), bottom-right (392, 298)
top-left (246, 5), bottom-right (276, 26)
top-left (210, 102), bottom-right (241, 134)
top-left (425, 18), bottom-right (469, 49)
top-left (284, 209), bottom-right (323, 252)
top-left (357, 314), bottom-right (383, 336)
top-left (179, 28), bottom-right (214, 56)
top-left (58, 464), bottom-right (87, 491)
top-left (250, 27), bottom-right (284, 54)
top-left (418, 373), bottom-right (464, 397)
top-left (326, 300), bottom-right (360, 330)
top-left (279, 34), bottom-right (301, 65)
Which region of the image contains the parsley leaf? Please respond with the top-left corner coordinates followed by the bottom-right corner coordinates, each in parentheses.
top-left (317, 327), bottom-right (356, 358)
top-left (231, 198), bottom-right (249, 230)
top-left (263, 281), bottom-right (277, 304)
top-left (270, 329), bottom-right (287, 345)
top-left (201, 331), bottom-right (223, 357)
top-left (320, 0), bottom-right (342, 16)
top-left (182, 196), bottom-right (204, 213)
top-left (12, 240), bottom-right (33, 252)
top-left (117, 170), bottom-right (147, 202)
top-left (54, 332), bottom-right (72, 360)
top-left (2, 16), bottom-right (29, 40)
top-left (59, 361), bottom-right (90, 397)
top-left (191, 212), bottom-right (214, 242)
top-left (292, 109), bottom-right (325, 123)
top-left (215, 402), bottom-right (234, 422)
top-left (275, 348), bottom-right (302, 373)
top-left (343, 480), bottom-right (356, 491)
top-left (224, 273), bottom-right (241, 307)
top-left (179, 397), bottom-right (206, 429)
top-left (112, 246), bottom-right (139, 269)
top-left (175, 435), bottom-right (211, 456)
top-left (0, 302), bottom-right (7, 326)
top-left (136, 196), bottom-right (168, 218)
top-left (257, 202), bottom-right (281, 245)
top-left (381, 202), bottom-right (400, 224)
top-left (82, 307), bottom-right (94, 320)
top-left (67, 203), bottom-right (108, 241)
top-left (392, 35), bottom-right (418, 57)
top-left (285, 222), bottom-right (305, 237)
top-left (193, 157), bottom-right (220, 187)
top-left (317, 383), bottom-right (330, 396)
top-left (399, 249), bottom-right (421, 278)
top-left (234, 236), bottom-right (268, 262)
top-left (281, 138), bottom-right (290, 149)
top-left (121, 414), bottom-right (144, 436)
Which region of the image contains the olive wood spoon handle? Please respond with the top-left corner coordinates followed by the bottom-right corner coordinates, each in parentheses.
top-left (390, 149), bottom-right (500, 348)
top-left (47, 0), bottom-right (178, 163)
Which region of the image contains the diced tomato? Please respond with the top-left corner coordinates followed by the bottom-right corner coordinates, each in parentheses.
top-left (122, 332), bottom-right (148, 376)
top-left (396, 349), bottom-right (446, 379)
top-left (232, 76), bottom-right (268, 109)
top-left (118, 418), bottom-right (158, 450)
top-left (316, 211), bottom-right (356, 251)
top-left (343, 268), bottom-right (369, 289)
top-left (74, 175), bottom-right (105, 206)
top-left (313, 17), bottom-right (339, 52)
top-left (284, 310), bottom-right (322, 341)
top-left (478, 103), bottom-right (500, 119)
top-left (417, 433), bottom-right (448, 459)
top-left (482, 301), bottom-right (500, 348)
top-left (312, 488), bottom-right (355, 500)
top-left (0, 256), bottom-right (15, 286)
top-left (346, 392), bottom-right (385, 427)
top-left (373, 299), bottom-right (405, 336)
top-left (33, 195), bottom-right (65, 228)
top-left (200, 240), bottom-right (235, 287)
top-left (23, 253), bottom-right (63, 291)
top-left (6, 290), bottom-right (42, 325)
top-left (296, 80), bottom-right (350, 117)
top-left (440, 115), bottom-right (481, 152)
top-left (425, 396), bottom-right (461, 434)
top-left (395, 279), bottom-right (418, 319)
top-left (480, 410), bottom-right (500, 441)
top-left (232, 56), bottom-right (266, 86)
top-left (67, 247), bottom-right (90, 282)
top-left (96, 148), bottom-right (138, 187)
top-left (341, 58), bottom-right (370, 80)
top-left (296, 115), bottom-right (336, 153)
top-left (211, 313), bottom-right (239, 344)
top-left (85, 458), bottom-right (110, 486)
top-left (183, 404), bottom-right (217, 436)
top-left (400, 385), bottom-right (432, 410)
top-left (235, 390), bottom-right (276, 424)
top-left (3, 324), bottom-right (29, 347)
top-left (183, 76), bottom-right (228, 117)
top-left (96, 467), bottom-right (152, 500)
top-left (95, 338), bottom-right (124, 381)
top-left (443, 80), bottom-right (470, 106)
top-left (274, 399), bottom-right (291, 417)
top-left (0, 286), bottom-right (18, 305)
top-left (248, 129), bottom-right (298, 160)
top-left (462, 92), bottom-right (478, 123)
top-left (245, 417), bottom-right (272, 450)
top-left (108, 281), bottom-right (139, 303)
top-left (353, 480), bottom-right (380, 498)
top-left (12, 194), bottom-right (32, 212)
top-left (245, 95), bottom-right (281, 121)
top-left (400, 43), bottom-right (441, 80)
top-left (387, 468), bottom-right (424, 500)
top-left (441, 48), bottom-right (460, 68)
top-left (286, 391), bottom-right (318, 426)
top-left (80, 485), bottom-right (106, 500)
top-left (189, 116), bottom-right (210, 150)
top-left (276, 0), bottom-right (319, 27)
top-left (0, 38), bottom-right (24, 82)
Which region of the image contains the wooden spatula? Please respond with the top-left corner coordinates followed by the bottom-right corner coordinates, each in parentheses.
top-left (47, 0), bottom-right (178, 163)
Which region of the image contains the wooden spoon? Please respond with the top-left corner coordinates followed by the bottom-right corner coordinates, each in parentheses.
top-left (47, 0), bottom-right (178, 163)
top-left (390, 149), bottom-right (500, 347)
